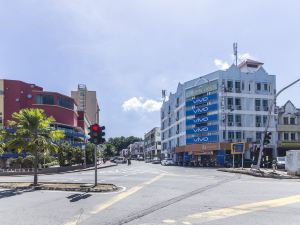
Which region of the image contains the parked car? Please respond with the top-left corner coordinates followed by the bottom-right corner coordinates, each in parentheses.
top-left (137, 155), bottom-right (144, 161)
top-left (110, 156), bottom-right (118, 162)
top-left (276, 156), bottom-right (286, 169)
top-left (112, 156), bottom-right (126, 164)
top-left (161, 158), bottom-right (174, 166)
top-left (152, 157), bottom-right (161, 164)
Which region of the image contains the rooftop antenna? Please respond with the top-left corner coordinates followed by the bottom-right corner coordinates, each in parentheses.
top-left (161, 89), bottom-right (166, 101)
top-left (233, 42), bottom-right (238, 66)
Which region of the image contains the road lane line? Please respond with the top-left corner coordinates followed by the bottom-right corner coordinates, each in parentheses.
top-left (90, 173), bottom-right (166, 214)
top-left (185, 194), bottom-right (300, 223)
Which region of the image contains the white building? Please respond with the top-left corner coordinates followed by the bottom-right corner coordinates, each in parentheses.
top-left (144, 127), bottom-right (161, 159)
top-left (160, 59), bottom-right (277, 166)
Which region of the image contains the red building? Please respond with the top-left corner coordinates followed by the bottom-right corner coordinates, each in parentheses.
top-left (0, 79), bottom-right (92, 141)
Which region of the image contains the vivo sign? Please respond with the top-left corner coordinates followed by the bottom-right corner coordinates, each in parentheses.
top-left (186, 125), bottom-right (218, 134)
top-left (186, 104), bottom-right (218, 116)
top-left (186, 114), bottom-right (218, 125)
top-left (186, 93), bottom-right (218, 107)
top-left (186, 135), bottom-right (219, 144)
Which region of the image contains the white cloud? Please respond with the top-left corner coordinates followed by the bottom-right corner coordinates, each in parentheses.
top-left (214, 59), bottom-right (230, 70)
top-left (122, 97), bottom-right (162, 112)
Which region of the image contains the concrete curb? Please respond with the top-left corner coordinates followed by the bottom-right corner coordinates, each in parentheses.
top-left (0, 182), bottom-right (119, 192)
top-left (218, 168), bottom-right (300, 179)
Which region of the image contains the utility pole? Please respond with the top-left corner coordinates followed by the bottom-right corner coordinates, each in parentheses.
top-left (256, 78), bottom-right (300, 169)
top-left (94, 144), bottom-right (97, 186)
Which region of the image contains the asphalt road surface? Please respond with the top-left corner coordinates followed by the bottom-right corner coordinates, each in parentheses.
top-left (0, 161), bottom-right (300, 225)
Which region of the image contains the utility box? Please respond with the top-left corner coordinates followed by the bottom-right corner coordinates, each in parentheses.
top-left (286, 150), bottom-right (300, 176)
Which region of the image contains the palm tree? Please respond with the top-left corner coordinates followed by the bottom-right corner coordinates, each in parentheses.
top-left (4, 108), bottom-right (64, 185)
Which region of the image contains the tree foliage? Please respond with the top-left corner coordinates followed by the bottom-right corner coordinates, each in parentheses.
top-left (1, 108), bottom-right (64, 185)
top-left (107, 136), bottom-right (142, 153)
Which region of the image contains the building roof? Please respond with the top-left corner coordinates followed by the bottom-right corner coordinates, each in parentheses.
top-left (237, 59), bottom-right (264, 69)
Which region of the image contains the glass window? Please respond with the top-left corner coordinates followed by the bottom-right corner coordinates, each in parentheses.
top-left (35, 94), bottom-right (54, 105)
top-left (263, 115), bottom-right (267, 125)
top-left (255, 99), bottom-right (261, 111)
top-left (284, 133), bottom-right (289, 140)
top-left (291, 133), bottom-right (296, 140)
top-left (290, 117), bottom-right (296, 125)
top-left (264, 83), bottom-right (268, 91)
top-left (235, 81), bottom-right (241, 92)
top-left (227, 81), bottom-right (233, 92)
top-left (236, 132), bottom-right (242, 139)
top-left (256, 83), bottom-right (261, 91)
top-left (227, 98), bottom-right (233, 109)
top-left (283, 117), bottom-right (289, 125)
top-left (58, 96), bottom-right (73, 109)
top-left (256, 116), bottom-right (261, 127)
top-left (262, 99), bottom-right (268, 111)
top-left (256, 132), bottom-right (262, 140)
top-left (235, 115), bottom-right (241, 126)
top-left (228, 131), bottom-right (234, 139)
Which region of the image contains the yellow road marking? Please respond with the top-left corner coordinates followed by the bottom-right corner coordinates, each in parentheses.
top-left (90, 173), bottom-right (166, 214)
top-left (186, 194), bottom-right (300, 222)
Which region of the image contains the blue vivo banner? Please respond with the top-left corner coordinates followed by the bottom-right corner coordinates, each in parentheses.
top-left (186, 114), bottom-right (218, 125)
top-left (186, 104), bottom-right (218, 116)
top-left (186, 93), bottom-right (218, 107)
top-left (186, 135), bottom-right (219, 144)
top-left (186, 125), bottom-right (218, 134)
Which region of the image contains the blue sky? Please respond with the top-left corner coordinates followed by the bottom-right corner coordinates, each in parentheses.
top-left (1, 0), bottom-right (300, 138)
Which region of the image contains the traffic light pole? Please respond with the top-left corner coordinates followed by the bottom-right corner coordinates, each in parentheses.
top-left (255, 78), bottom-right (300, 170)
top-left (94, 144), bottom-right (97, 186)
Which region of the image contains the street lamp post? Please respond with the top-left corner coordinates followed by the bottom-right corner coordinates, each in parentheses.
top-left (255, 78), bottom-right (300, 169)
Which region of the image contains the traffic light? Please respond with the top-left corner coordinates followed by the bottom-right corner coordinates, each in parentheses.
top-left (88, 124), bottom-right (106, 145)
top-left (88, 124), bottom-right (100, 145)
top-left (263, 132), bottom-right (272, 145)
top-left (99, 126), bottom-right (106, 144)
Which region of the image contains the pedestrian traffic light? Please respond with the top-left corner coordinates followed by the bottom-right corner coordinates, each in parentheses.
top-left (263, 132), bottom-right (272, 145)
top-left (88, 124), bottom-right (101, 145)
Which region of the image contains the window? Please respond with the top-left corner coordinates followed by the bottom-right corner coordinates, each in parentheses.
top-left (290, 117), bottom-right (296, 125)
top-left (0, 116), bottom-right (2, 124)
top-left (35, 94), bottom-right (54, 105)
top-left (228, 114), bottom-right (234, 126)
top-left (176, 111), bottom-right (179, 120)
top-left (256, 83), bottom-right (261, 91)
top-left (256, 116), bottom-right (262, 127)
top-left (235, 98), bottom-right (241, 110)
top-left (283, 117), bottom-right (289, 125)
top-left (284, 133), bottom-right (289, 140)
top-left (263, 115), bottom-right (267, 125)
top-left (248, 83), bottom-right (251, 91)
top-left (256, 132), bottom-right (262, 141)
top-left (264, 83), bottom-right (268, 91)
top-left (227, 80), bottom-right (233, 92)
top-left (235, 81), bottom-right (241, 92)
top-left (236, 132), bottom-right (242, 140)
top-left (235, 114), bottom-right (241, 126)
top-left (291, 133), bottom-right (296, 141)
top-left (58, 96), bottom-right (73, 109)
top-left (228, 131), bottom-right (234, 139)
top-left (255, 99), bottom-right (261, 111)
top-left (227, 98), bottom-right (233, 109)
top-left (262, 99), bottom-right (268, 111)
top-left (248, 64), bottom-right (258, 68)
top-left (176, 97), bottom-right (179, 106)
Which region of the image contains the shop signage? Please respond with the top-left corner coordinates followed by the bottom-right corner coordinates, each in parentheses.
top-left (186, 125), bottom-right (218, 134)
top-left (231, 142), bottom-right (245, 154)
top-left (186, 93), bottom-right (218, 107)
top-left (186, 114), bottom-right (218, 125)
top-left (186, 135), bottom-right (219, 144)
top-left (185, 81), bottom-right (218, 99)
top-left (186, 104), bottom-right (218, 116)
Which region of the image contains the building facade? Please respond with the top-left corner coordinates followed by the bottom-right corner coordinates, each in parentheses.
top-left (160, 59), bottom-right (277, 166)
top-left (277, 101), bottom-right (300, 156)
top-left (71, 84), bottom-right (99, 124)
top-left (144, 127), bottom-right (161, 159)
top-left (128, 141), bottom-right (144, 159)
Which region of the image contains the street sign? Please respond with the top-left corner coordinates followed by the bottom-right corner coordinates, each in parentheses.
top-left (231, 142), bottom-right (245, 154)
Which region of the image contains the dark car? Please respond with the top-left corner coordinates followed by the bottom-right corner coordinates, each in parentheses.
top-left (152, 157), bottom-right (161, 164)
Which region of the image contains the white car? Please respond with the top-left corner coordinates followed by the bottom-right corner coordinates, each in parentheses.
top-left (161, 158), bottom-right (174, 166)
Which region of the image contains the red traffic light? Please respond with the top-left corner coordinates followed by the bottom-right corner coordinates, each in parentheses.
top-left (91, 124), bottom-right (100, 132)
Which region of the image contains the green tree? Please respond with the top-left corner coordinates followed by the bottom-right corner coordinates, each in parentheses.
top-left (57, 142), bottom-right (73, 166)
top-left (3, 108), bottom-right (64, 185)
top-left (107, 136), bottom-right (142, 153)
top-left (101, 143), bottom-right (117, 159)
top-left (85, 142), bottom-right (95, 164)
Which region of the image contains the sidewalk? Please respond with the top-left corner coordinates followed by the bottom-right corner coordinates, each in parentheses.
top-left (218, 168), bottom-right (300, 179)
